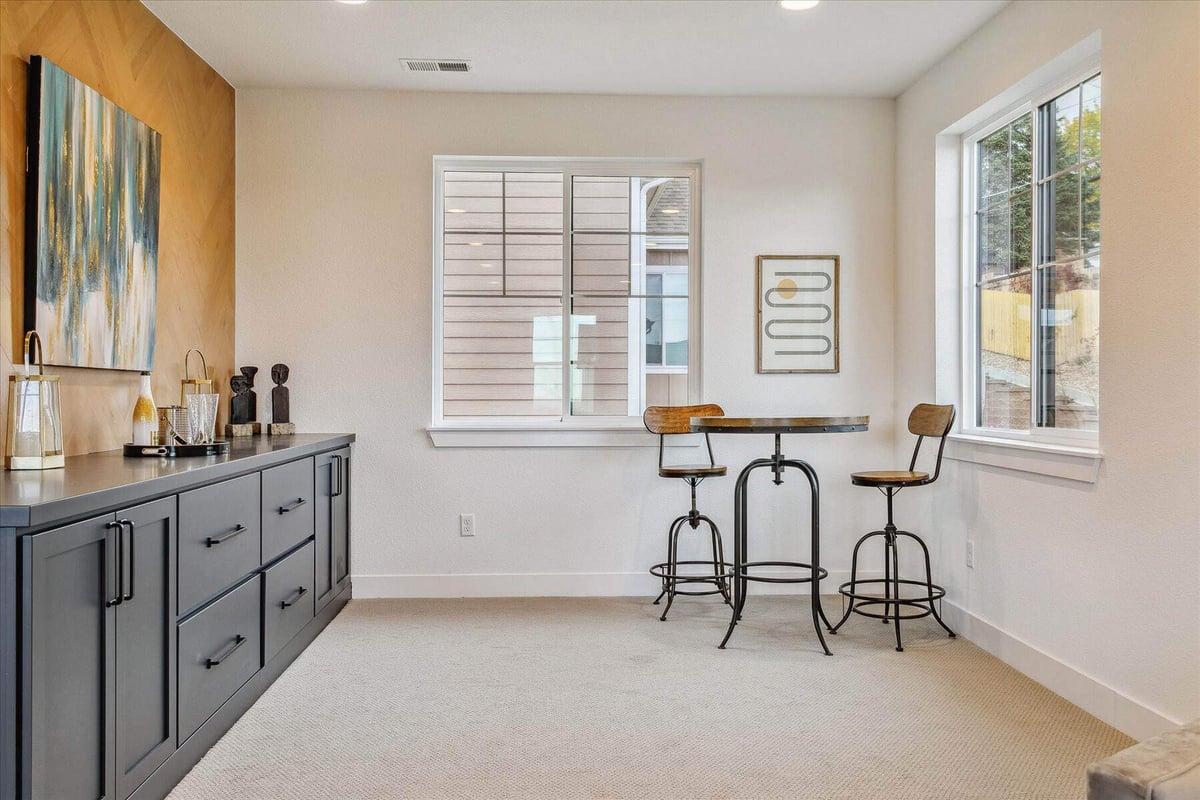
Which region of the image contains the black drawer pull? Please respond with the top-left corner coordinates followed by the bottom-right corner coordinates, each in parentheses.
top-left (120, 519), bottom-right (135, 602)
top-left (205, 524), bottom-right (247, 547)
top-left (278, 497), bottom-right (307, 514)
top-left (205, 634), bottom-right (246, 669)
top-left (280, 586), bottom-right (308, 609)
top-left (105, 521), bottom-right (123, 607)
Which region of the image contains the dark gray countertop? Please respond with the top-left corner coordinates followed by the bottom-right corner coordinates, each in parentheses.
top-left (1, 433), bottom-right (355, 531)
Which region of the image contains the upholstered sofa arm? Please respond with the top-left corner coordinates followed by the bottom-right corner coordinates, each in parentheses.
top-left (1087, 719), bottom-right (1200, 800)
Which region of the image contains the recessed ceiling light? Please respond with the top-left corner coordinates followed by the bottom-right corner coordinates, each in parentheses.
top-left (646, 243), bottom-right (659, 247)
top-left (468, 242), bottom-right (483, 247)
top-left (480, 263), bottom-right (494, 268)
top-left (661, 209), bottom-right (681, 214)
top-left (447, 208), bottom-right (466, 213)
top-left (779, 0), bottom-right (819, 9)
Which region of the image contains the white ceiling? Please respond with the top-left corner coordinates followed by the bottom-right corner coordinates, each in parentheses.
top-left (143, 0), bottom-right (1008, 97)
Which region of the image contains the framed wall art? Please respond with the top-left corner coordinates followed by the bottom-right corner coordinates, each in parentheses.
top-left (24, 55), bottom-right (162, 371)
top-left (756, 255), bottom-right (839, 374)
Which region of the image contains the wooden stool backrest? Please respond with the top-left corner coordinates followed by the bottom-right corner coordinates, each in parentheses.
top-left (908, 404), bottom-right (955, 438)
top-left (643, 404), bottom-right (725, 435)
top-left (644, 404), bottom-right (725, 472)
top-left (906, 403), bottom-right (956, 483)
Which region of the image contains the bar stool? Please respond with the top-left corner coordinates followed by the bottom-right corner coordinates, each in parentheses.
top-left (643, 404), bottom-right (732, 621)
top-left (830, 403), bottom-right (958, 651)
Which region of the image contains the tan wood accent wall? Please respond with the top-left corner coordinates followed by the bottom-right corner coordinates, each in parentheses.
top-left (0, 0), bottom-right (235, 455)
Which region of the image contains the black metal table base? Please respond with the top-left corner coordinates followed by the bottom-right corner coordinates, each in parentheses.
top-left (719, 436), bottom-right (833, 655)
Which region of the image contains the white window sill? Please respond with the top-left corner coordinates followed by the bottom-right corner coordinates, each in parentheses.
top-left (427, 426), bottom-right (703, 448)
top-left (945, 432), bottom-right (1102, 483)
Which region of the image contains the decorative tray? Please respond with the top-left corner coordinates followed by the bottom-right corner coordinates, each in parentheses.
top-left (123, 441), bottom-right (230, 458)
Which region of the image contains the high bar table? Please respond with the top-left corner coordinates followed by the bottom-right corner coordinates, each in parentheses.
top-left (689, 415), bottom-right (870, 655)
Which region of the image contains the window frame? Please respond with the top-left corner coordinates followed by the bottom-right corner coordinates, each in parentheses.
top-left (959, 59), bottom-right (1101, 450)
top-left (431, 156), bottom-right (702, 433)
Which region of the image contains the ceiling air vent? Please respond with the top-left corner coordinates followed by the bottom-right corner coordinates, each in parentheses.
top-left (403, 59), bottom-right (471, 73)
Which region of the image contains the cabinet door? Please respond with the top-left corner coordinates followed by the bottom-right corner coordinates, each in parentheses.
top-left (114, 497), bottom-right (177, 799)
top-left (314, 447), bottom-right (351, 613)
top-left (313, 451), bottom-right (337, 612)
top-left (22, 514), bottom-right (118, 800)
top-left (333, 447), bottom-right (351, 590)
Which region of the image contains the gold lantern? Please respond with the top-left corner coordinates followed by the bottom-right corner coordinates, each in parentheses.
top-left (5, 331), bottom-right (64, 470)
top-left (180, 348), bottom-right (213, 405)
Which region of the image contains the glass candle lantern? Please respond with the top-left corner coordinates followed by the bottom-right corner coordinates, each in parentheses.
top-left (5, 331), bottom-right (64, 470)
top-left (180, 348), bottom-right (213, 405)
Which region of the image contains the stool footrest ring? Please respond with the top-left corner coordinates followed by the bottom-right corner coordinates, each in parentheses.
top-left (649, 560), bottom-right (733, 587)
top-left (837, 577), bottom-right (946, 604)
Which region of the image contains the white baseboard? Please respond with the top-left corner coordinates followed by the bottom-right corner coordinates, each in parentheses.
top-left (942, 600), bottom-right (1183, 742)
top-left (352, 569), bottom-right (881, 600)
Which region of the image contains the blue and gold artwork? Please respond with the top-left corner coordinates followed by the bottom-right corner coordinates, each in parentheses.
top-left (26, 56), bottom-right (161, 371)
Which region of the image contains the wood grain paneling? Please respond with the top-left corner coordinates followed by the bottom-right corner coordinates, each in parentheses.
top-left (0, 0), bottom-right (234, 455)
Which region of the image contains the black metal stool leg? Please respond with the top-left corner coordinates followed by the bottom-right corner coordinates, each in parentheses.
top-left (652, 513), bottom-right (688, 606)
top-left (830, 530), bottom-right (886, 632)
top-left (659, 515), bottom-right (687, 621)
top-left (882, 532), bottom-right (893, 624)
top-left (889, 531), bottom-right (903, 651)
top-left (897, 530), bottom-right (957, 638)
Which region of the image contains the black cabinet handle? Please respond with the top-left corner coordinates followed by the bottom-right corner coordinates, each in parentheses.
top-left (120, 519), bottom-right (135, 602)
top-left (205, 524), bottom-right (247, 547)
top-left (280, 586), bottom-right (308, 609)
top-left (205, 634), bottom-right (246, 669)
top-left (105, 521), bottom-right (123, 607)
top-left (279, 498), bottom-right (307, 514)
top-left (332, 454), bottom-right (343, 498)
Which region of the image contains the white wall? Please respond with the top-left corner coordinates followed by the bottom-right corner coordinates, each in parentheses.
top-left (895, 0), bottom-right (1200, 738)
top-left (236, 92), bottom-right (898, 597)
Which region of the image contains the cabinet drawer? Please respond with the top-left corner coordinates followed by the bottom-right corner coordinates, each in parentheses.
top-left (177, 578), bottom-right (261, 743)
top-left (261, 458), bottom-right (315, 563)
top-left (178, 474), bottom-right (261, 613)
top-left (264, 541), bottom-right (315, 663)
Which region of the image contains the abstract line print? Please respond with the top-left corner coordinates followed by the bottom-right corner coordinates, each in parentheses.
top-left (26, 56), bottom-right (161, 371)
top-left (757, 256), bottom-right (839, 373)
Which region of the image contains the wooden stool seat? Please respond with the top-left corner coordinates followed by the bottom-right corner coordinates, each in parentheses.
top-left (851, 470), bottom-right (929, 487)
top-left (659, 464), bottom-right (728, 478)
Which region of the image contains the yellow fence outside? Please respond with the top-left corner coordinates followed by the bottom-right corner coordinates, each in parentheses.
top-left (981, 289), bottom-right (1099, 362)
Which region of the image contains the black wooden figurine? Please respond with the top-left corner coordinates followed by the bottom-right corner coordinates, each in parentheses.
top-left (271, 363), bottom-right (290, 425)
top-left (240, 366), bottom-right (259, 422)
top-left (229, 374), bottom-right (253, 424)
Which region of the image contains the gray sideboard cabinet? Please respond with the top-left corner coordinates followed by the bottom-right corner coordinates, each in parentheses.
top-left (0, 434), bottom-right (355, 800)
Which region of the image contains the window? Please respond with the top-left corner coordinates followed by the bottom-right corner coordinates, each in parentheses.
top-left (433, 159), bottom-right (699, 427)
top-left (964, 70), bottom-right (1100, 444)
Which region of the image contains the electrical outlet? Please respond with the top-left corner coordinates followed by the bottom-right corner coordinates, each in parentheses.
top-left (966, 540), bottom-right (975, 569)
top-left (459, 513), bottom-right (475, 537)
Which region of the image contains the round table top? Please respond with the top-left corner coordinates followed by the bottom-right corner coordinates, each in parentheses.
top-left (690, 415), bottom-right (870, 434)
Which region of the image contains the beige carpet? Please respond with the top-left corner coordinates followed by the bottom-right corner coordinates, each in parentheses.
top-left (167, 596), bottom-right (1132, 800)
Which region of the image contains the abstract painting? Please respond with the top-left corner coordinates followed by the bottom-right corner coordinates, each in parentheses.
top-left (756, 255), bottom-right (839, 373)
top-left (24, 56), bottom-right (161, 371)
